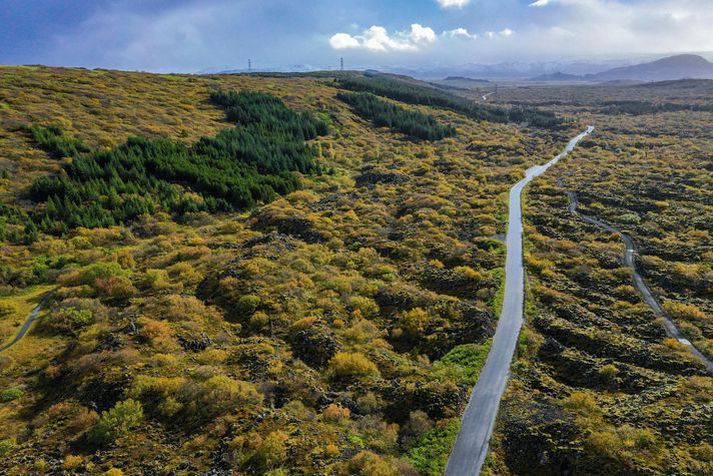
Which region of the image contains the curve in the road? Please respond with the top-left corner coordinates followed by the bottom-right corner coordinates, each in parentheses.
top-left (565, 190), bottom-right (713, 374)
top-left (0, 293), bottom-right (51, 353)
top-left (445, 126), bottom-right (594, 476)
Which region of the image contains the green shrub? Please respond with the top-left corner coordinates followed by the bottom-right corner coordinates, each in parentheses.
top-left (90, 399), bottom-right (144, 446)
top-left (0, 438), bottom-right (16, 456)
top-left (0, 388), bottom-right (24, 402)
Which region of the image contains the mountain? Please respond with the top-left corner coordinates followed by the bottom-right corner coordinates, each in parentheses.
top-left (443, 76), bottom-right (490, 83)
top-left (387, 58), bottom-right (640, 80)
top-left (435, 76), bottom-right (491, 89)
top-left (528, 72), bottom-right (584, 82)
top-left (590, 54), bottom-right (713, 81)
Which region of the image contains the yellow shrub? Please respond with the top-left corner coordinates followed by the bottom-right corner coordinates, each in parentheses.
top-left (328, 352), bottom-right (380, 379)
top-left (63, 455), bottom-right (84, 470)
top-left (322, 404), bottom-right (351, 422)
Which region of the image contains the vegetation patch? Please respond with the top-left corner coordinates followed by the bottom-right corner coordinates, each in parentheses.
top-left (26, 90), bottom-right (328, 234)
top-left (339, 74), bottom-right (563, 128)
top-left (337, 91), bottom-right (455, 141)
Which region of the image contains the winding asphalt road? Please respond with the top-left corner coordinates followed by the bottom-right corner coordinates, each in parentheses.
top-left (565, 191), bottom-right (713, 374)
top-left (445, 126), bottom-right (594, 476)
top-left (0, 294), bottom-right (50, 353)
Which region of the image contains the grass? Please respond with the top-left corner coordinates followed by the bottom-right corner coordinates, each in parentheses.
top-left (409, 341), bottom-right (492, 474)
top-left (490, 268), bottom-right (506, 317)
top-left (407, 418), bottom-right (461, 476)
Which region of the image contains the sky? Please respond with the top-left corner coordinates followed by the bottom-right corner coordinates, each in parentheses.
top-left (1, 0), bottom-right (713, 73)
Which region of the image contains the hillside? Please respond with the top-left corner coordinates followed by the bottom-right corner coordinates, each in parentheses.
top-left (1, 66), bottom-right (711, 476)
top-left (0, 66), bottom-right (565, 475)
top-left (528, 72), bottom-right (584, 82)
top-left (590, 54), bottom-right (713, 82)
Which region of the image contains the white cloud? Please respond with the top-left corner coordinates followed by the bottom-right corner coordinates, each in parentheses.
top-left (530, 0), bottom-right (602, 7)
top-left (329, 33), bottom-right (360, 49)
top-left (443, 28), bottom-right (477, 40)
top-left (499, 28), bottom-right (514, 37)
top-left (329, 23), bottom-right (436, 53)
top-left (437, 0), bottom-right (471, 9)
top-left (409, 24), bottom-right (437, 44)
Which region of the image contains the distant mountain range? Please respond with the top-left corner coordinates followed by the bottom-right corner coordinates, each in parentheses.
top-left (201, 54), bottom-right (713, 83)
top-left (528, 55), bottom-right (713, 82)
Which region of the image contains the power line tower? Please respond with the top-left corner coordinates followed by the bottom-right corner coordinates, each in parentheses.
top-left (248, 59), bottom-right (252, 72)
top-left (340, 57), bottom-right (344, 71)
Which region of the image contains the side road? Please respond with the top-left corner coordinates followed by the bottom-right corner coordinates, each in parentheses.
top-left (565, 190), bottom-right (713, 374)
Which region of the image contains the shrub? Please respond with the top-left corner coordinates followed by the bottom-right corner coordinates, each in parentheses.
top-left (598, 364), bottom-right (620, 383)
top-left (62, 454), bottom-right (84, 470)
top-left (236, 294), bottom-right (262, 316)
top-left (663, 301), bottom-right (707, 321)
top-left (199, 375), bottom-right (263, 415)
top-left (0, 387), bottom-right (24, 402)
top-left (563, 391), bottom-right (600, 417)
top-left (322, 404), bottom-right (351, 422)
top-left (90, 399), bottom-right (144, 446)
top-left (77, 262), bottom-right (127, 286)
top-left (347, 296), bottom-right (379, 318)
top-left (328, 352), bottom-right (380, 380)
top-left (401, 307), bottom-right (429, 336)
top-left (0, 438), bottom-right (15, 456)
top-left (139, 318), bottom-right (174, 344)
top-left (348, 451), bottom-right (399, 476)
top-left (94, 275), bottom-right (137, 300)
top-left (45, 307), bottom-right (94, 335)
top-left (254, 430), bottom-right (289, 470)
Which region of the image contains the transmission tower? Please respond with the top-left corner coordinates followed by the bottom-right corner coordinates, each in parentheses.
top-left (340, 57), bottom-right (344, 71)
top-left (248, 59), bottom-right (252, 72)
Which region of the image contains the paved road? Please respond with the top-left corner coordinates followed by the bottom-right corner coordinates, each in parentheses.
top-left (445, 126), bottom-right (594, 476)
top-left (0, 294), bottom-right (50, 353)
top-left (565, 191), bottom-right (713, 374)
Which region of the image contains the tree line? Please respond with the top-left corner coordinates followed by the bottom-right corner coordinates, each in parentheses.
top-left (338, 74), bottom-right (563, 129)
top-left (337, 92), bottom-right (456, 141)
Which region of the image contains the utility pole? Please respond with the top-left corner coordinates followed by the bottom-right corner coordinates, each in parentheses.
top-left (340, 57), bottom-right (344, 71)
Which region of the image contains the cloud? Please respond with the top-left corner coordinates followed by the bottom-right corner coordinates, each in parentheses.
top-left (483, 29), bottom-right (514, 39)
top-left (329, 24), bottom-right (436, 52)
top-left (437, 0), bottom-right (471, 9)
top-left (443, 27), bottom-right (477, 40)
top-left (409, 24), bottom-right (437, 44)
top-left (529, 0), bottom-right (595, 6)
top-left (329, 33), bottom-right (360, 49)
